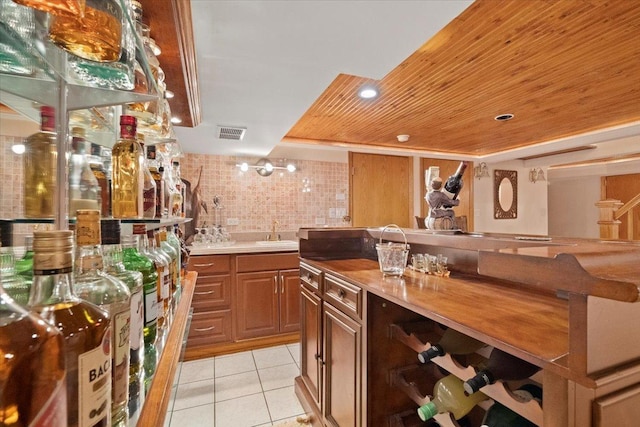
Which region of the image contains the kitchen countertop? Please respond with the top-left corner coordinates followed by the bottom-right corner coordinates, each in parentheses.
top-left (188, 240), bottom-right (299, 255)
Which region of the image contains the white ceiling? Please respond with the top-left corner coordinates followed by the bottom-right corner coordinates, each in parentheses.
top-left (174, 0), bottom-right (640, 165)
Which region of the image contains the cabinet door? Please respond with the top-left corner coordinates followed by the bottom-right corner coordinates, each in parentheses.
top-left (191, 274), bottom-right (231, 313)
top-left (323, 302), bottom-right (362, 427)
top-left (235, 271), bottom-right (279, 340)
top-left (279, 268), bottom-right (301, 333)
top-left (300, 285), bottom-right (322, 410)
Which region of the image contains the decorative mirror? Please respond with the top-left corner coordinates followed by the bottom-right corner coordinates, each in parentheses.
top-left (494, 170), bottom-right (518, 219)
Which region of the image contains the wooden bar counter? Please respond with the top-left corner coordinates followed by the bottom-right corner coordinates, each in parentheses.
top-left (294, 227), bottom-right (640, 427)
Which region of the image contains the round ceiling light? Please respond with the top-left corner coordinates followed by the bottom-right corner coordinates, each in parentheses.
top-left (358, 86), bottom-right (378, 99)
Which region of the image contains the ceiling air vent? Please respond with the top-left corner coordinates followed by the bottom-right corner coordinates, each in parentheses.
top-left (217, 126), bottom-right (246, 141)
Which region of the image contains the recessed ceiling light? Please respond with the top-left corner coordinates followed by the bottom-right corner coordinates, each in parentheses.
top-left (494, 113), bottom-right (514, 121)
top-left (171, 117), bottom-right (182, 124)
top-left (359, 86), bottom-right (378, 99)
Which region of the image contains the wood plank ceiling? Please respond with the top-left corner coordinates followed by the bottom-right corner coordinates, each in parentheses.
top-left (283, 0), bottom-right (640, 157)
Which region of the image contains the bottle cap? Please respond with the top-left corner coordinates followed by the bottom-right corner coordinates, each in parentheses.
top-left (463, 370), bottom-right (492, 395)
top-left (417, 402), bottom-right (437, 421)
top-left (101, 219), bottom-right (121, 245)
top-left (75, 210), bottom-right (101, 245)
top-left (418, 344), bottom-right (444, 363)
top-left (33, 230), bottom-right (74, 273)
top-left (40, 106), bottom-right (55, 130)
top-left (71, 127), bottom-right (85, 138)
top-left (120, 115), bottom-right (137, 126)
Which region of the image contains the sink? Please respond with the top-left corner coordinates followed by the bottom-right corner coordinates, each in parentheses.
top-left (255, 240), bottom-right (298, 245)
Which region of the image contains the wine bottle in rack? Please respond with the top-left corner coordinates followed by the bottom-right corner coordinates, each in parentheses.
top-left (463, 348), bottom-right (541, 395)
top-left (418, 328), bottom-right (485, 363)
top-left (443, 161), bottom-right (468, 200)
top-left (481, 383), bottom-right (541, 427)
top-left (417, 374), bottom-right (488, 422)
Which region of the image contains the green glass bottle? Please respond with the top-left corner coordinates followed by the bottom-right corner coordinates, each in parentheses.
top-left (122, 226), bottom-right (158, 393)
top-left (101, 219), bottom-right (145, 423)
top-left (14, 235), bottom-right (34, 287)
top-left (0, 247), bottom-right (29, 306)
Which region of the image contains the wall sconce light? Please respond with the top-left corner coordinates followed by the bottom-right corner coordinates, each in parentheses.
top-left (529, 167), bottom-right (546, 183)
top-left (236, 158), bottom-right (297, 176)
top-left (473, 162), bottom-right (490, 179)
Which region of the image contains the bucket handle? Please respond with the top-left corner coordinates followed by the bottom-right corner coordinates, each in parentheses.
top-left (379, 224), bottom-right (408, 248)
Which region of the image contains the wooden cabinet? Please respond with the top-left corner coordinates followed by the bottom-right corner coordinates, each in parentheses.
top-left (297, 263), bottom-right (363, 427)
top-left (234, 268), bottom-right (299, 339)
top-left (185, 255), bottom-right (232, 350)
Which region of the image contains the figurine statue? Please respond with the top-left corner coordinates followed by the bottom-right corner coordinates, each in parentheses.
top-left (425, 176), bottom-right (459, 230)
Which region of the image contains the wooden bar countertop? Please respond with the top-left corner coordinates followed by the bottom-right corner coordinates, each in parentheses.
top-left (304, 258), bottom-right (571, 379)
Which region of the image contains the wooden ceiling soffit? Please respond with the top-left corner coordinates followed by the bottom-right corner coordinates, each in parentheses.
top-left (140, 0), bottom-right (201, 128)
top-left (284, 0), bottom-right (640, 157)
top-left (549, 152), bottom-right (640, 169)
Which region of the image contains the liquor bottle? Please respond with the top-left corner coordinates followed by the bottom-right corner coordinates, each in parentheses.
top-left (0, 281), bottom-right (67, 426)
top-left (23, 106), bottom-right (57, 218)
top-left (481, 384), bottom-right (541, 427)
top-left (175, 226), bottom-right (190, 281)
top-left (139, 230), bottom-right (169, 343)
top-left (12, 0), bottom-right (85, 16)
top-left (137, 135), bottom-right (157, 219)
top-left (418, 328), bottom-right (485, 364)
top-left (146, 145), bottom-right (166, 219)
top-left (0, 247), bottom-right (29, 306)
top-left (100, 219), bottom-right (145, 422)
top-left (122, 227), bottom-right (158, 392)
top-left (15, 234), bottom-right (34, 287)
top-left (0, 0), bottom-right (36, 76)
top-left (443, 161), bottom-right (468, 200)
top-left (69, 127), bottom-right (102, 217)
top-left (28, 230), bottom-right (111, 427)
top-left (166, 225), bottom-right (182, 289)
top-left (88, 143), bottom-right (111, 217)
top-left (112, 115), bottom-right (145, 219)
top-left (48, 0), bottom-right (122, 62)
top-left (172, 161), bottom-right (185, 216)
top-left (147, 230), bottom-right (172, 321)
top-left (163, 165), bottom-right (183, 218)
top-left (417, 375), bottom-right (488, 422)
top-left (72, 210), bottom-right (131, 427)
top-left (156, 228), bottom-right (178, 303)
top-left (463, 349), bottom-right (541, 395)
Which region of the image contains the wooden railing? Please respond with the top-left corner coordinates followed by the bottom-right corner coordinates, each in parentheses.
top-left (596, 192), bottom-right (640, 240)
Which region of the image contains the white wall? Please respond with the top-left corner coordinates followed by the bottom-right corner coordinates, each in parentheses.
top-left (473, 160), bottom-right (549, 235)
top-left (548, 175), bottom-right (601, 238)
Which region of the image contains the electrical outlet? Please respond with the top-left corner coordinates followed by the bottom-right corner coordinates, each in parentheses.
top-left (227, 218), bottom-right (239, 225)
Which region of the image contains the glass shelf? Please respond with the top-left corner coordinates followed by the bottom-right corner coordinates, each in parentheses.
top-left (3, 217), bottom-right (192, 225)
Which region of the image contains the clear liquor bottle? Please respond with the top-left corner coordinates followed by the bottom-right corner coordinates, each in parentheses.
top-left (100, 219), bottom-right (145, 423)
top-left (1, 281), bottom-right (67, 426)
top-left (48, 0), bottom-right (122, 62)
top-left (137, 135), bottom-right (157, 219)
top-left (12, 0), bottom-right (85, 16)
top-left (122, 228), bottom-right (158, 392)
top-left (0, 247), bottom-right (30, 306)
top-left (417, 375), bottom-right (487, 422)
top-left (148, 230), bottom-right (172, 321)
top-left (28, 230), bottom-right (112, 427)
top-left (146, 145), bottom-right (166, 219)
top-left (156, 228), bottom-right (178, 306)
top-left (112, 115), bottom-right (145, 219)
top-left (24, 106), bottom-right (57, 218)
top-left (139, 231), bottom-right (169, 345)
top-left (69, 127), bottom-right (102, 217)
top-left (167, 225), bottom-right (183, 289)
top-left (88, 143), bottom-right (111, 218)
top-left (72, 210), bottom-right (131, 427)
top-left (162, 165), bottom-right (182, 218)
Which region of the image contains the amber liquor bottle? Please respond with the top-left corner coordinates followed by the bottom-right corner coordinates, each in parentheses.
top-left (28, 230), bottom-right (112, 427)
top-left (112, 115), bottom-right (145, 218)
top-left (23, 105), bottom-right (57, 218)
top-left (73, 210), bottom-right (131, 427)
top-left (0, 281), bottom-right (67, 426)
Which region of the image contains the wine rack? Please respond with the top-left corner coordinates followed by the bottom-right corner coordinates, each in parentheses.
top-left (390, 322), bottom-right (544, 426)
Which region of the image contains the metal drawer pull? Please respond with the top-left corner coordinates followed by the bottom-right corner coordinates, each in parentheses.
top-left (338, 288), bottom-right (347, 299)
top-left (281, 275), bottom-right (285, 293)
top-left (194, 290), bottom-right (214, 295)
top-left (193, 262), bottom-right (215, 267)
top-left (194, 326), bottom-right (216, 332)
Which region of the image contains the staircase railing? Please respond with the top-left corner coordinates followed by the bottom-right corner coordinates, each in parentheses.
top-left (596, 192), bottom-right (640, 240)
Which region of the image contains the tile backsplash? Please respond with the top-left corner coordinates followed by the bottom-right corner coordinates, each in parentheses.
top-left (0, 134), bottom-right (349, 241)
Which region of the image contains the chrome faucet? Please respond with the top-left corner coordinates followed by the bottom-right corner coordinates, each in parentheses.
top-left (267, 220), bottom-right (280, 241)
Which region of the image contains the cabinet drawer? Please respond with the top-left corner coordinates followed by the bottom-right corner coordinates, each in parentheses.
top-left (191, 275), bottom-right (231, 312)
top-left (236, 252), bottom-right (299, 273)
top-left (324, 274), bottom-right (362, 320)
top-left (187, 310), bottom-right (232, 346)
top-left (300, 262), bottom-right (322, 293)
top-left (188, 255), bottom-right (231, 275)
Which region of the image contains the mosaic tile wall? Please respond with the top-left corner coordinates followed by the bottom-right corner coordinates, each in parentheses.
top-left (0, 134), bottom-right (350, 239)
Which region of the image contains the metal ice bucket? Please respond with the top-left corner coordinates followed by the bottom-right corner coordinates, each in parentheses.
top-left (376, 224), bottom-right (409, 277)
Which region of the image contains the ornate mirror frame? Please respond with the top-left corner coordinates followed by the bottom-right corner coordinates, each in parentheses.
top-left (494, 169), bottom-right (518, 219)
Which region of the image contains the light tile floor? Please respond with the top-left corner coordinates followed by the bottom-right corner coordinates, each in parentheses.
top-left (165, 343), bottom-right (306, 427)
